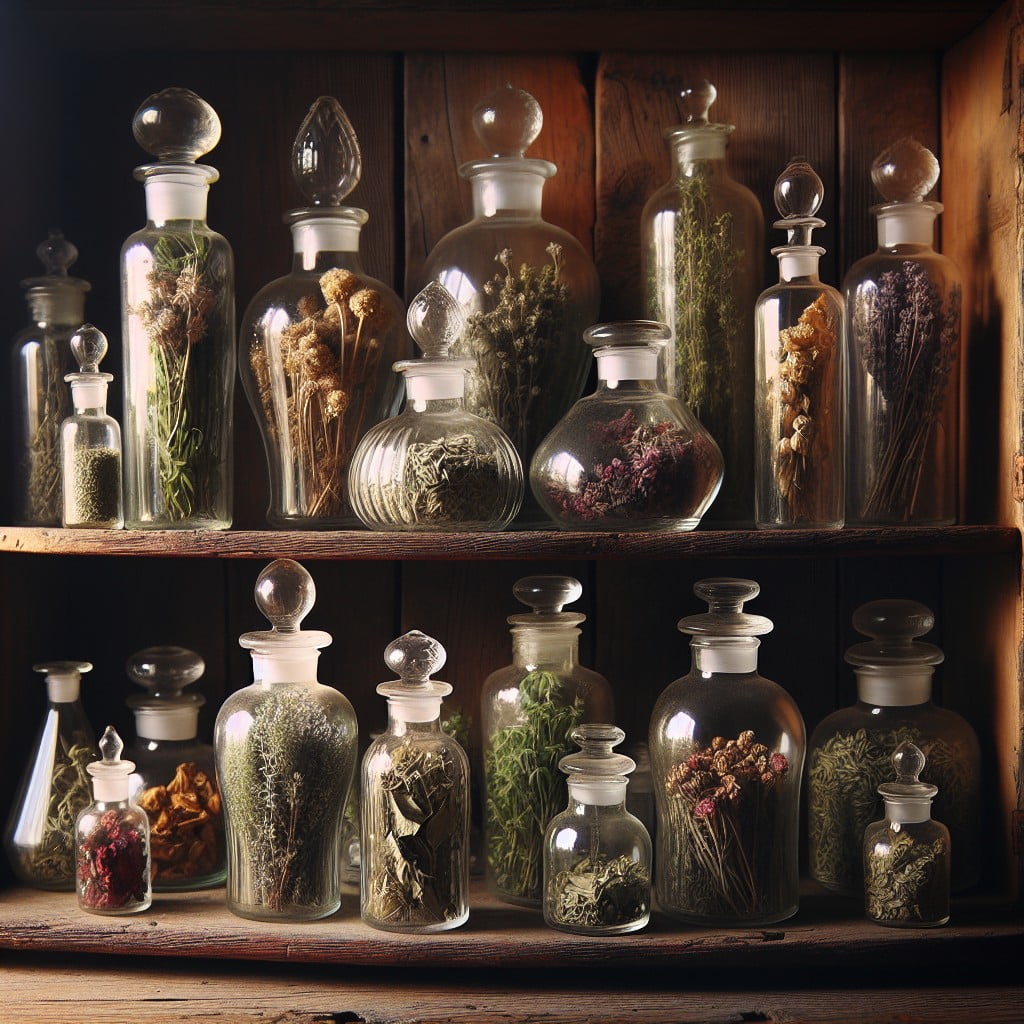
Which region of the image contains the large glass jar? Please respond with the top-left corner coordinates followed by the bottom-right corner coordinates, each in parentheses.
top-left (641, 81), bottom-right (764, 527)
top-left (754, 158), bottom-right (844, 529)
top-left (125, 645), bottom-right (225, 891)
top-left (481, 575), bottom-right (614, 906)
top-left (418, 84), bottom-right (599, 524)
top-left (214, 559), bottom-right (358, 921)
top-left (844, 138), bottom-right (961, 524)
top-left (12, 231), bottom-right (90, 526)
top-left (4, 661), bottom-right (97, 890)
top-left (650, 578), bottom-right (805, 926)
top-left (807, 599), bottom-right (979, 895)
top-left (240, 97), bottom-right (406, 528)
top-left (530, 321), bottom-right (723, 531)
top-left (361, 631), bottom-right (470, 932)
top-left (121, 87), bottom-right (235, 529)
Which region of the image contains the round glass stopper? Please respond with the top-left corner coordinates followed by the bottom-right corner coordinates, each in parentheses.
top-left (126, 646), bottom-right (205, 699)
top-left (291, 95), bottom-right (361, 206)
top-left (472, 83), bottom-right (542, 158)
top-left (678, 577), bottom-right (774, 637)
top-left (70, 324), bottom-right (108, 373)
top-left (407, 281), bottom-right (466, 359)
top-left (384, 629), bottom-right (447, 684)
top-left (254, 558), bottom-right (316, 633)
top-left (513, 575), bottom-right (582, 614)
top-left (892, 741), bottom-right (926, 784)
top-left (680, 80), bottom-right (716, 125)
top-left (36, 229), bottom-right (78, 276)
top-left (871, 137), bottom-right (940, 203)
top-left (560, 724), bottom-right (635, 778)
top-left (133, 87), bottom-right (221, 162)
top-left (774, 156), bottom-right (823, 219)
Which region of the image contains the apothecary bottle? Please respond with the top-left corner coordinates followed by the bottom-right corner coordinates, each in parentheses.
top-left (418, 83), bottom-right (599, 523)
top-left (240, 97), bottom-right (406, 528)
top-left (807, 599), bottom-right (979, 895)
top-left (641, 81), bottom-right (764, 527)
top-left (125, 645), bottom-right (225, 890)
top-left (481, 575), bottom-right (614, 906)
top-left (348, 282), bottom-right (523, 530)
top-left (4, 661), bottom-right (98, 889)
top-left (649, 579), bottom-right (805, 926)
top-left (215, 559), bottom-right (358, 921)
top-left (121, 87), bottom-right (235, 529)
top-left (844, 138), bottom-right (962, 524)
top-left (75, 726), bottom-right (152, 915)
top-left (864, 742), bottom-right (950, 927)
top-left (12, 231), bottom-right (90, 526)
top-left (530, 321), bottom-right (723, 531)
top-left (361, 631), bottom-right (470, 932)
top-left (755, 158), bottom-right (844, 529)
top-left (543, 725), bottom-right (651, 935)
top-left (60, 325), bottom-right (123, 529)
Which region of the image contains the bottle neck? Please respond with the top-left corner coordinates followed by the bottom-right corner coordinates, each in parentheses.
top-left (874, 202), bottom-right (940, 249)
top-left (70, 379), bottom-right (109, 416)
top-left (250, 650), bottom-right (321, 684)
top-left (288, 215), bottom-right (365, 273)
top-left (595, 346), bottom-right (659, 387)
top-left (466, 164), bottom-right (549, 219)
top-left (27, 285), bottom-right (87, 327)
top-left (669, 132), bottom-right (729, 172)
top-left (133, 707), bottom-right (200, 742)
top-left (511, 626), bottom-right (580, 669)
top-left (144, 173), bottom-right (210, 226)
top-left (884, 795), bottom-right (933, 826)
top-left (386, 696), bottom-right (443, 732)
top-left (775, 247), bottom-right (823, 283)
top-left (854, 666), bottom-right (934, 706)
top-left (691, 637), bottom-right (760, 674)
top-left (403, 367), bottom-right (466, 409)
top-left (568, 780), bottom-right (627, 809)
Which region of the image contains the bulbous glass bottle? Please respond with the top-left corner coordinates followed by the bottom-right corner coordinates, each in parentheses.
top-left (361, 631), bottom-right (470, 932)
top-left (649, 578), bottom-right (805, 926)
top-left (214, 559), bottom-right (358, 921)
top-left (418, 83), bottom-right (599, 524)
top-left (641, 81), bottom-right (764, 527)
top-left (807, 599), bottom-right (979, 895)
top-left (844, 138), bottom-right (962, 524)
top-left (121, 87), bottom-right (235, 529)
top-left (530, 321), bottom-right (723, 531)
top-left (755, 158), bottom-right (844, 528)
top-left (240, 97), bottom-right (406, 528)
top-left (481, 575), bottom-right (614, 906)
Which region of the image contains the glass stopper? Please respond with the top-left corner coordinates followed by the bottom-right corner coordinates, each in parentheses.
top-left (133, 87), bottom-right (221, 163)
top-left (99, 725), bottom-right (124, 764)
top-left (36, 229), bottom-right (78, 276)
top-left (407, 282), bottom-right (466, 359)
top-left (126, 645), bottom-right (205, 699)
top-left (678, 577), bottom-right (774, 637)
top-left (560, 723), bottom-right (635, 778)
top-left (680, 80), bottom-right (716, 125)
top-left (254, 558), bottom-right (316, 633)
top-left (695, 577), bottom-right (759, 612)
top-left (892, 741), bottom-right (926, 785)
top-left (70, 324), bottom-right (108, 374)
top-left (33, 660), bottom-right (92, 681)
top-left (384, 629), bottom-right (447, 684)
top-left (853, 598), bottom-right (934, 642)
top-left (472, 83), bottom-right (543, 158)
top-left (774, 156), bottom-right (823, 219)
top-left (513, 575), bottom-right (582, 614)
top-left (291, 96), bottom-right (362, 207)
top-left (871, 137), bottom-right (939, 203)
top-left (584, 321), bottom-right (671, 352)
top-left (88, 726), bottom-right (135, 781)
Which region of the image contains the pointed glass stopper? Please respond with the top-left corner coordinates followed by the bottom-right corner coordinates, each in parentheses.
top-left (678, 577), bottom-right (774, 637)
top-left (88, 725), bottom-right (135, 781)
top-left (133, 87), bottom-right (221, 163)
top-left (473, 83), bottom-right (543, 158)
top-left (385, 629), bottom-right (447, 684)
top-left (36, 230), bottom-right (78, 276)
top-left (126, 646), bottom-right (205, 701)
top-left (878, 740), bottom-right (937, 804)
top-left (99, 725), bottom-right (124, 764)
top-left (680, 81), bottom-right (716, 125)
top-left (407, 282), bottom-right (466, 359)
top-left (254, 558), bottom-right (316, 634)
top-left (291, 96), bottom-right (362, 207)
top-left (514, 575), bottom-right (582, 614)
top-left (70, 324), bottom-right (108, 374)
top-left (560, 724), bottom-right (635, 778)
top-left (893, 741), bottom-right (926, 785)
top-left (871, 137), bottom-right (939, 203)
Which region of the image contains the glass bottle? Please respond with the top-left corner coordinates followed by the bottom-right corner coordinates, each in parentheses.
top-left (649, 578), bottom-right (805, 926)
top-left (864, 742), bottom-right (950, 927)
top-left (361, 630), bottom-right (470, 932)
top-left (418, 83), bottom-right (599, 524)
top-left (4, 661), bottom-right (97, 889)
top-left (543, 724), bottom-right (651, 935)
top-left (124, 645), bottom-right (225, 891)
top-left (60, 325), bottom-right (124, 529)
top-left (844, 138), bottom-right (962, 524)
top-left (240, 97), bottom-right (406, 528)
top-left (348, 282), bottom-right (523, 531)
top-left (75, 726), bottom-right (152, 915)
top-left (214, 558), bottom-right (358, 921)
top-left (481, 574), bottom-right (614, 906)
top-left (755, 157), bottom-right (844, 529)
top-left (12, 230), bottom-right (90, 526)
top-left (121, 87), bottom-right (235, 529)
top-left (641, 81), bottom-right (764, 527)
top-left (807, 599), bottom-right (979, 895)
top-left (530, 320), bottom-right (723, 531)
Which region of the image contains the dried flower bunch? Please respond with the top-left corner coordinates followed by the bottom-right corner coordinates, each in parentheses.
top-left (865, 829), bottom-right (947, 924)
top-left (548, 853), bottom-right (650, 931)
top-left (77, 809), bottom-right (149, 911)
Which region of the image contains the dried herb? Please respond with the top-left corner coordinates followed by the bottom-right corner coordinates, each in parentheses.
top-left (66, 446), bottom-right (121, 526)
top-left (20, 335), bottom-right (69, 525)
top-left (77, 809), bottom-right (149, 911)
top-left (548, 853), bottom-right (649, 930)
top-left (865, 828), bottom-right (947, 924)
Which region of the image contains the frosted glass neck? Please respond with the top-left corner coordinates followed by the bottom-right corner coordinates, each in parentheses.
top-left (290, 217), bottom-right (363, 268)
top-left (670, 130), bottom-right (730, 167)
top-left (855, 666), bottom-right (933, 706)
top-left (92, 782), bottom-right (129, 803)
top-left (569, 779), bottom-right (627, 807)
top-left (134, 706), bottom-right (199, 741)
top-left (144, 171), bottom-right (210, 223)
top-left (403, 365), bottom-right (466, 405)
top-left (71, 378), bottom-right (109, 413)
top-left (512, 625), bottom-right (579, 668)
top-left (387, 696), bottom-right (443, 726)
top-left (884, 795), bottom-right (932, 825)
top-left (692, 638), bottom-right (759, 674)
top-left (251, 651), bottom-right (320, 684)
top-left (46, 673), bottom-right (81, 703)
top-left (466, 164), bottom-right (549, 218)
top-left (874, 202), bottom-right (940, 248)
top-left (775, 247), bottom-right (823, 282)
top-left (596, 347), bottom-right (658, 385)
top-left (28, 286), bottom-right (87, 326)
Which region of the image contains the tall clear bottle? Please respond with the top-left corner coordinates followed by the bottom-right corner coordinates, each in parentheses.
top-left (121, 87), bottom-right (235, 529)
top-left (215, 559), bottom-right (358, 921)
top-left (754, 157), bottom-right (844, 528)
top-left (481, 575), bottom-right (613, 906)
top-left (641, 81), bottom-right (764, 527)
top-left (361, 631), bottom-right (470, 932)
top-left (12, 231), bottom-right (90, 525)
top-left (649, 579), bottom-right (805, 925)
top-left (240, 97), bottom-right (406, 528)
top-left (844, 138), bottom-right (961, 524)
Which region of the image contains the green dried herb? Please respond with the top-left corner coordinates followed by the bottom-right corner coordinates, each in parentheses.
top-left (66, 446), bottom-right (121, 526)
top-left (548, 853), bottom-right (649, 930)
top-left (865, 829), bottom-right (947, 924)
top-left (21, 334), bottom-right (69, 525)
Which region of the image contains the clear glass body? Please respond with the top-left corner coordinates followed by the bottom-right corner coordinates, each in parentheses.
top-left (361, 710), bottom-right (470, 932)
top-left (75, 800), bottom-right (152, 915)
top-left (214, 678), bottom-right (357, 921)
top-left (60, 394), bottom-right (123, 529)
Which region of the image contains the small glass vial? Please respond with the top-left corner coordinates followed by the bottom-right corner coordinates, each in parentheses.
top-left (844, 138), bottom-right (962, 524)
top-left (348, 282), bottom-right (523, 530)
top-left (864, 742), bottom-right (950, 927)
top-left (75, 726), bottom-right (152, 915)
top-left (60, 325), bottom-right (123, 529)
top-left (649, 578), bottom-right (806, 926)
top-left (125, 645), bottom-right (225, 891)
top-left (543, 725), bottom-right (651, 935)
top-left (4, 661), bottom-right (98, 889)
top-left (361, 631), bottom-right (470, 932)
top-left (12, 230), bottom-right (90, 526)
top-left (755, 157), bottom-right (844, 529)
top-left (530, 321), bottom-right (723, 531)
